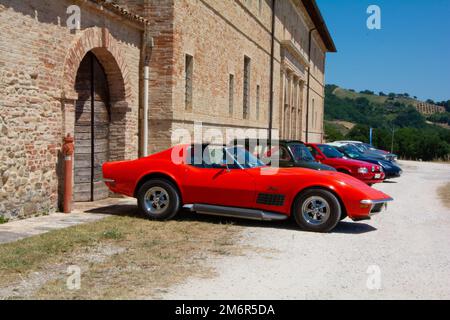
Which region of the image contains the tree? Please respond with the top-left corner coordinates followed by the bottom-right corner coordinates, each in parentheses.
top-left (393, 107), bottom-right (425, 128)
top-left (379, 91), bottom-right (386, 96)
top-left (324, 123), bottom-right (344, 142)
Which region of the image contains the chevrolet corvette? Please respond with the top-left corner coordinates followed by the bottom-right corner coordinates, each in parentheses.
top-left (102, 144), bottom-right (393, 232)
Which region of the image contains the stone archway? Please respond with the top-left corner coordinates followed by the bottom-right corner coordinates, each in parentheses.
top-left (60, 27), bottom-right (134, 204)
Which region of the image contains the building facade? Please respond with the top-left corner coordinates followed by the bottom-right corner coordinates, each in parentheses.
top-left (414, 102), bottom-right (446, 115)
top-left (0, 0), bottom-right (335, 219)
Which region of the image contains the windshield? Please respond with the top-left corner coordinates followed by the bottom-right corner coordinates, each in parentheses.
top-left (317, 145), bottom-right (344, 158)
top-left (225, 146), bottom-right (265, 169)
top-left (340, 145), bottom-right (362, 159)
top-left (288, 143), bottom-right (315, 162)
top-left (188, 145), bottom-right (265, 169)
top-left (362, 143), bottom-right (375, 150)
top-left (353, 144), bottom-right (367, 152)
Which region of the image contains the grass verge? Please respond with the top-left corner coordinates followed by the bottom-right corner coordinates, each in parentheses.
top-left (0, 214), bottom-right (242, 299)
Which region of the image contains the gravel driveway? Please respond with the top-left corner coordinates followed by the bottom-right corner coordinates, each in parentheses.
top-left (164, 160), bottom-right (450, 299)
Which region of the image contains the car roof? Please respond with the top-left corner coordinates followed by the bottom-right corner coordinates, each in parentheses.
top-left (326, 142), bottom-right (347, 147)
top-left (334, 140), bottom-right (363, 144)
top-left (231, 138), bottom-right (306, 145)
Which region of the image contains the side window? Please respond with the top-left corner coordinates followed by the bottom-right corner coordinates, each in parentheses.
top-left (279, 146), bottom-right (292, 162)
top-left (187, 146), bottom-right (204, 168)
top-left (187, 145), bottom-right (227, 169)
top-left (204, 146), bottom-right (225, 168)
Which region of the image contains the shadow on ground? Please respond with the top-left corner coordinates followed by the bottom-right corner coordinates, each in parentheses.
top-left (84, 203), bottom-right (377, 235)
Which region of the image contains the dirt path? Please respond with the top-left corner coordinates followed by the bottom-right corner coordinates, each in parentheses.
top-left (163, 160), bottom-right (450, 299)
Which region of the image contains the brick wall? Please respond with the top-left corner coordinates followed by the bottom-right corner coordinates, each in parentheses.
top-left (0, 0), bottom-right (141, 219)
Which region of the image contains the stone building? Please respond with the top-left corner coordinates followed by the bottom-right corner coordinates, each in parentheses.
top-left (414, 102), bottom-right (446, 115)
top-left (0, 0), bottom-right (335, 219)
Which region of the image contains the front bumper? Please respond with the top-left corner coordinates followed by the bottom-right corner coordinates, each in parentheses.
top-left (357, 172), bottom-right (385, 184)
top-left (385, 170), bottom-right (402, 179)
top-left (360, 198), bottom-right (394, 216)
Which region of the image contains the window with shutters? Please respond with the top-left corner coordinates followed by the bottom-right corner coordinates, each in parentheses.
top-left (229, 74), bottom-right (234, 116)
top-left (185, 54), bottom-right (193, 110)
top-left (256, 84), bottom-right (260, 120)
top-left (243, 56), bottom-right (251, 119)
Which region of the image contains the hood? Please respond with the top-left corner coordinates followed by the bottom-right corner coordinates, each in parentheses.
top-left (333, 157), bottom-right (375, 168)
top-left (249, 167), bottom-right (363, 184)
top-left (248, 167), bottom-right (391, 201)
top-left (295, 161), bottom-right (336, 171)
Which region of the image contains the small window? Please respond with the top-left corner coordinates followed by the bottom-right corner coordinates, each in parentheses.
top-left (229, 74), bottom-right (234, 116)
top-left (185, 54), bottom-right (193, 110)
top-left (243, 56), bottom-right (251, 119)
top-left (256, 85), bottom-right (260, 120)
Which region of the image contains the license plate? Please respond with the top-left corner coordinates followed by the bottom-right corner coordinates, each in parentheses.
top-left (374, 174), bottom-right (381, 179)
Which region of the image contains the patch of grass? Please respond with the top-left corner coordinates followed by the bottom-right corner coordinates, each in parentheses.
top-left (0, 216), bottom-right (9, 224)
top-left (438, 182), bottom-right (450, 209)
top-left (101, 228), bottom-right (123, 240)
top-left (0, 214), bottom-right (242, 299)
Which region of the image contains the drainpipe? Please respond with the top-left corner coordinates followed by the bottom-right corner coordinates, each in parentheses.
top-left (143, 65), bottom-right (149, 157)
top-left (305, 27), bottom-right (316, 143)
top-left (142, 31), bottom-right (154, 157)
top-left (268, 0), bottom-right (276, 142)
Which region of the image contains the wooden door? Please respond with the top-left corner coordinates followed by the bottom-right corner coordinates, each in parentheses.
top-left (74, 52), bottom-right (111, 202)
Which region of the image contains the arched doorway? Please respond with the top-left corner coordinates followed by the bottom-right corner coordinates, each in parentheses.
top-left (74, 52), bottom-right (111, 201)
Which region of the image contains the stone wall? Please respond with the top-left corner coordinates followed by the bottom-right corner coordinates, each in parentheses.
top-left (168, 0), bottom-right (327, 145)
top-left (0, 0), bottom-right (141, 219)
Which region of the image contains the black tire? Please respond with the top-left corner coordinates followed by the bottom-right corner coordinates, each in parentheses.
top-left (137, 179), bottom-right (181, 220)
top-left (292, 189), bottom-right (341, 233)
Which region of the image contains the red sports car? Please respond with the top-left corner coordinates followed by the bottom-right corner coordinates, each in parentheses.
top-left (102, 144), bottom-right (393, 233)
top-left (306, 143), bottom-right (385, 185)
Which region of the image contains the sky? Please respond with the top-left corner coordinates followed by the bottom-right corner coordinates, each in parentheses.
top-left (316, 0), bottom-right (450, 102)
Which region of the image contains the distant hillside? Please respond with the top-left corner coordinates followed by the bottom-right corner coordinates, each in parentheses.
top-left (324, 85), bottom-right (450, 161)
top-left (332, 86), bottom-right (420, 107)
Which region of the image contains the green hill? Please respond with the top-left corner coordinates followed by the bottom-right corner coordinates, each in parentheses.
top-left (324, 85), bottom-right (450, 161)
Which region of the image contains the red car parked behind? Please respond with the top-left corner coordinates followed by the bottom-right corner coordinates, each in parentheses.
top-left (306, 143), bottom-right (385, 185)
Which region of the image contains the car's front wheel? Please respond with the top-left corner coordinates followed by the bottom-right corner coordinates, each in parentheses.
top-left (137, 179), bottom-right (181, 220)
top-left (293, 189), bottom-right (341, 233)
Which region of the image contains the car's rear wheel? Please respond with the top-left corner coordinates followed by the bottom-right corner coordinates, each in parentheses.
top-left (137, 179), bottom-right (180, 220)
top-left (293, 189), bottom-right (341, 233)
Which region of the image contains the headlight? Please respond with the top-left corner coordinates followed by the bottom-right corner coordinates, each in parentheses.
top-left (358, 167), bottom-right (368, 174)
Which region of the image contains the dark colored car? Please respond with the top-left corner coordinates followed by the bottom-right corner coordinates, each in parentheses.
top-left (331, 143), bottom-right (402, 179)
top-left (306, 143), bottom-right (385, 185)
top-left (335, 141), bottom-right (398, 162)
top-left (233, 139), bottom-right (336, 171)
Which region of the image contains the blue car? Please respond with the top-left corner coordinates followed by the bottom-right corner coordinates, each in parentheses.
top-left (330, 143), bottom-right (402, 179)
